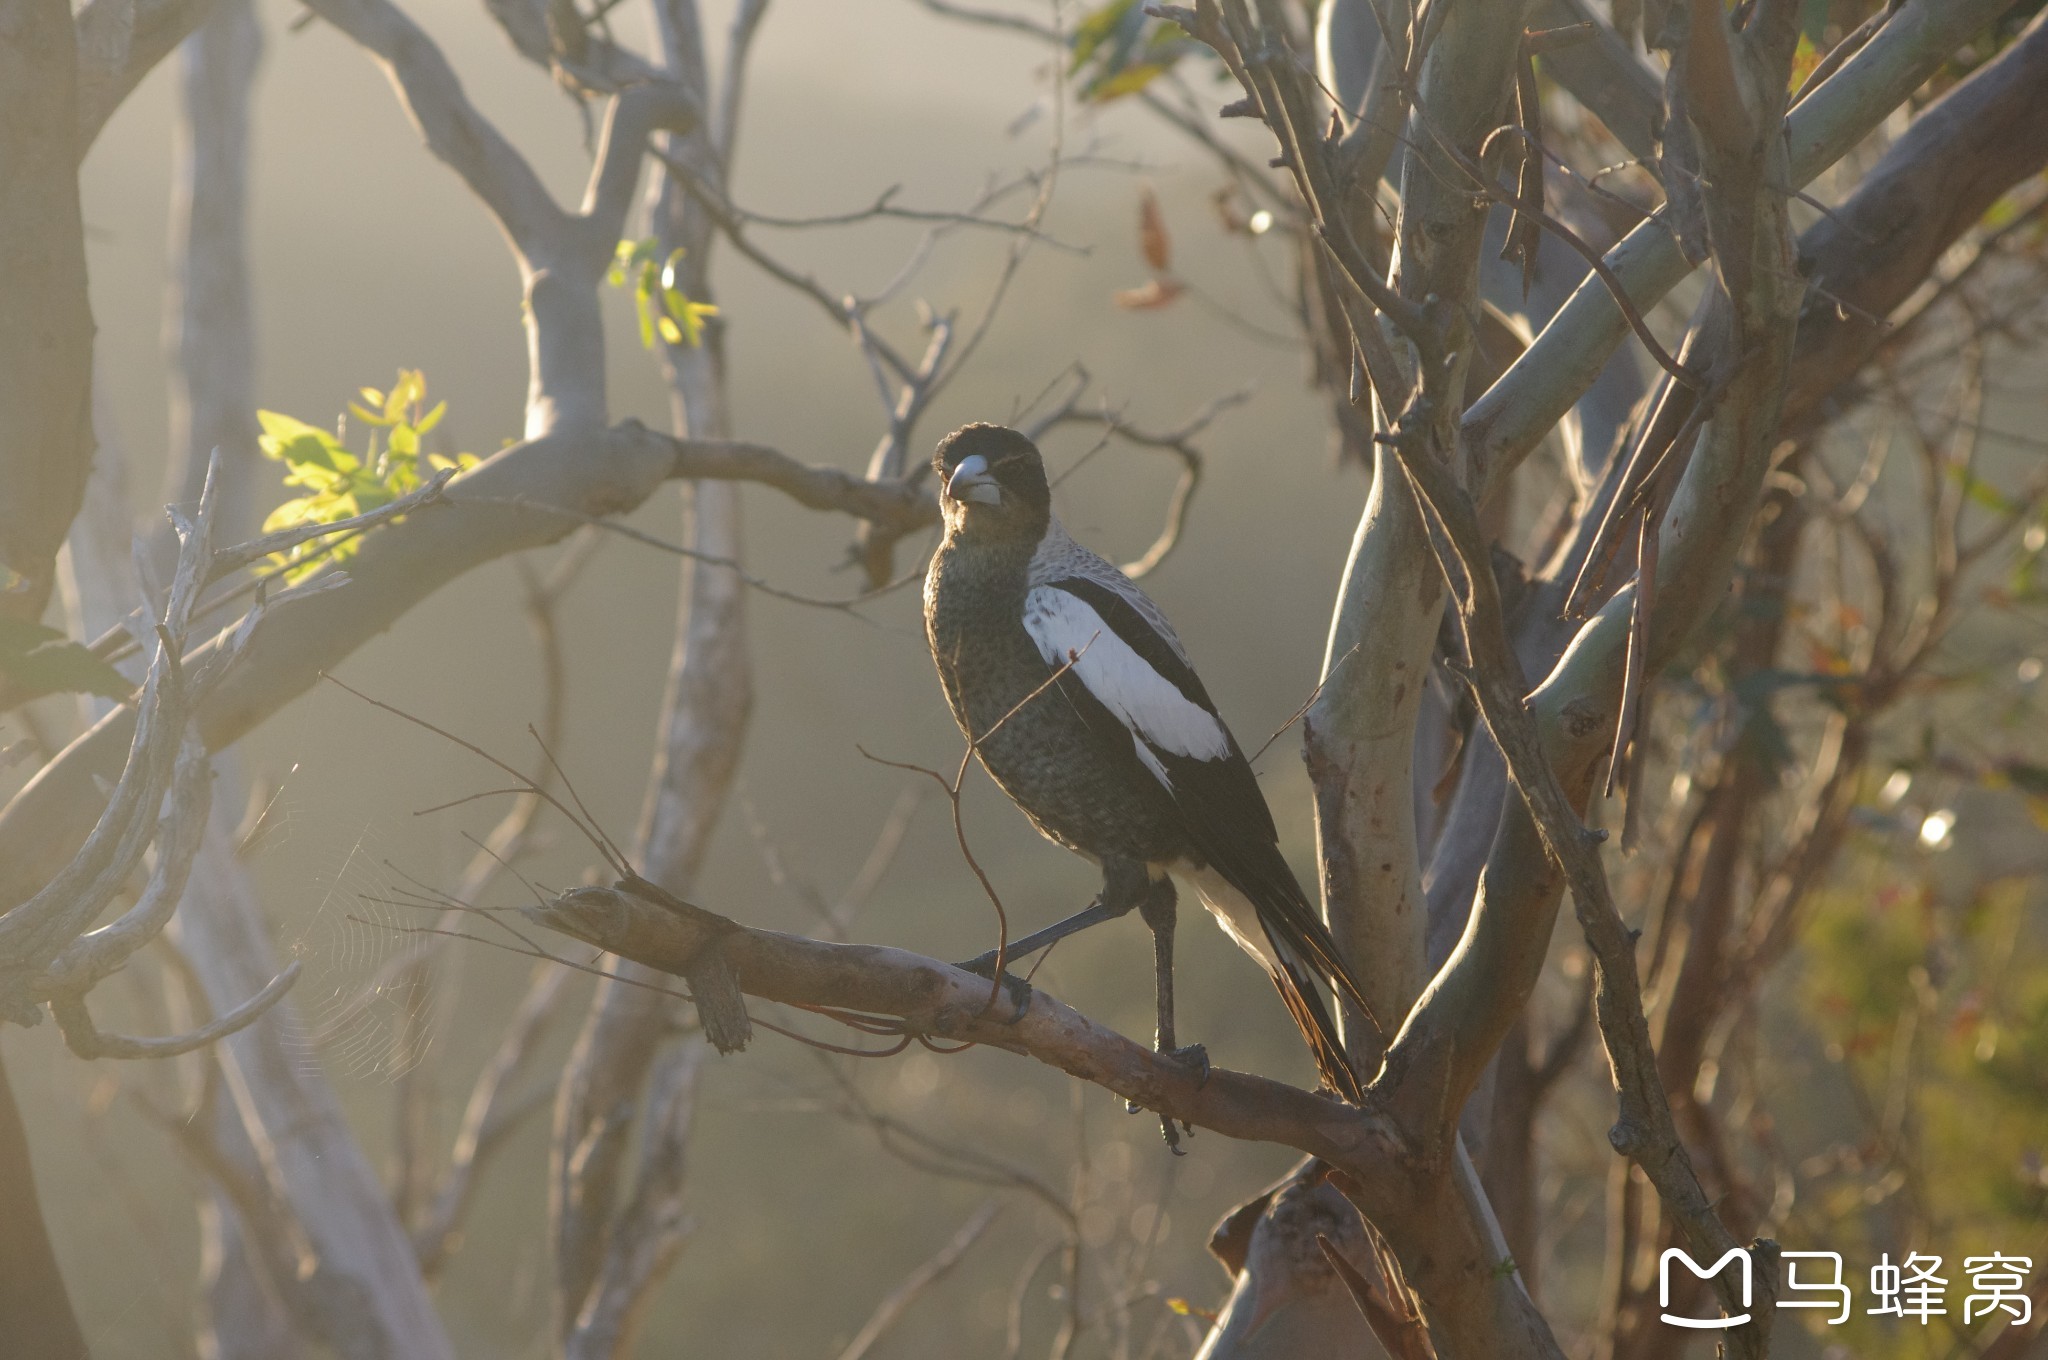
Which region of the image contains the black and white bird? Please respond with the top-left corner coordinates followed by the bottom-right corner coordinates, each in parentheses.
top-left (922, 423), bottom-right (1373, 1120)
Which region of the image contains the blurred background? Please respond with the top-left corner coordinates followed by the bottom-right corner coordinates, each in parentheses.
top-left (4, 0), bottom-right (2046, 1356)
top-left (18, 2), bottom-right (1380, 1355)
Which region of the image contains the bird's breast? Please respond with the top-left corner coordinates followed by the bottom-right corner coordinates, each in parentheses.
top-left (924, 540), bottom-right (1188, 865)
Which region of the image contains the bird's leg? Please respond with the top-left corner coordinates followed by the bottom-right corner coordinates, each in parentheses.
top-left (1134, 875), bottom-right (1204, 1152)
top-left (955, 860), bottom-right (1152, 978)
top-left (1141, 877), bottom-right (1179, 1056)
top-left (954, 897), bottom-right (1119, 978)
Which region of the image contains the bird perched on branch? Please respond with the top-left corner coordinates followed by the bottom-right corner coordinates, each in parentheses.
top-left (922, 424), bottom-right (1373, 1140)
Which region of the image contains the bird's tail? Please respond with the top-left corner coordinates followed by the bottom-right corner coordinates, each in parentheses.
top-left (1269, 948), bottom-right (1366, 1104)
top-left (1192, 868), bottom-right (1376, 1103)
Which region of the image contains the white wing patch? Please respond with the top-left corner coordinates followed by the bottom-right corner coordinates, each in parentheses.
top-left (1021, 585), bottom-right (1231, 774)
top-left (1026, 522), bottom-right (1193, 665)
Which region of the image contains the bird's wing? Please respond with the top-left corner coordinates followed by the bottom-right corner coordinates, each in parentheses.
top-left (1026, 528), bottom-right (1195, 664)
top-left (1023, 575), bottom-right (1380, 1050)
top-left (1020, 578), bottom-right (1239, 768)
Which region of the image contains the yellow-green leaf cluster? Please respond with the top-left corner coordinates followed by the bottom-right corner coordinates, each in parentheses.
top-left (1068, 0), bottom-right (1198, 103)
top-left (609, 238), bottom-right (719, 350)
top-left (258, 368), bottom-right (478, 582)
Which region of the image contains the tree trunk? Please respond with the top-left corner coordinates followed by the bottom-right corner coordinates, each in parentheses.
top-left (163, 0), bottom-right (264, 539)
top-left (0, 1046), bottom-right (91, 1360)
top-left (551, 14), bottom-right (747, 1352)
top-left (0, 0), bottom-right (96, 622)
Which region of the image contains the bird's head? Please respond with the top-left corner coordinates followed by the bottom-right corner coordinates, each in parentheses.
top-left (933, 423), bottom-right (1050, 539)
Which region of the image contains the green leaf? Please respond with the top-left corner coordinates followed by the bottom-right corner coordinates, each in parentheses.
top-left (388, 370), bottom-right (425, 421)
top-left (258, 369), bottom-right (474, 584)
top-left (1089, 61), bottom-right (1169, 100)
top-left (257, 409), bottom-right (326, 446)
top-left (1068, 0), bottom-right (1188, 102)
top-left (262, 496), bottom-right (318, 532)
top-left (1070, 0), bottom-right (1139, 70)
top-left (0, 619), bottom-right (131, 701)
top-left (1949, 463), bottom-right (2017, 514)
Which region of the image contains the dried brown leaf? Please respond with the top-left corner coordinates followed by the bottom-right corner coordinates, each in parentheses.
top-left (1138, 183), bottom-right (1172, 273)
top-left (1112, 277), bottom-right (1186, 310)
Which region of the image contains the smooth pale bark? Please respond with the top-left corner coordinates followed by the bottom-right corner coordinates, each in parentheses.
top-left (0, 0), bottom-right (96, 622)
top-left (1288, 3), bottom-right (1566, 1356)
top-left (1783, 5), bottom-right (2048, 430)
top-left (173, 839), bottom-right (459, 1360)
top-left (58, 318), bottom-right (459, 1360)
top-left (163, 0), bottom-right (263, 535)
top-left (1306, 0), bottom-right (1532, 1067)
top-left (60, 371), bottom-right (305, 1360)
top-left (553, 9), bottom-right (749, 1356)
top-left (0, 1047), bottom-right (89, 1360)
top-left (169, 4), bottom-right (456, 1350)
top-left (1462, 0), bottom-right (2022, 497)
top-left (1196, 1172), bottom-right (1386, 1360)
top-left (74, 0), bottom-right (222, 152)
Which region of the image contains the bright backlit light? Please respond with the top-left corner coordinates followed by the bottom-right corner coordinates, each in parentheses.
top-left (1919, 809), bottom-right (1956, 849)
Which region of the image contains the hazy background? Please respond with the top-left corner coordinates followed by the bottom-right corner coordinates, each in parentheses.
top-left (6, 2), bottom-right (1405, 1355)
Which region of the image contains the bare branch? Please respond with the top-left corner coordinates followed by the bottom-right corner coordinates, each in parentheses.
top-left (49, 960), bottom-right (300, 1059)
top-left (523, 879), bottom-right (1565, 1357)
top-left (833, 1202), bottom-right (1000, 1360)
top-left (74, 0), bottom-right (220, 153)
top-left (298, 0), bottom-right (568, 254)
top-left (1464, 0), bottom-right (2022, 499)
top-left (525, 883), bottom-right (1373, 1153)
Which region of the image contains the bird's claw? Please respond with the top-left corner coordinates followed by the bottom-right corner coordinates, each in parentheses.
top-left (1164, 1043), bottom-right (1210, 1087)
top-left (955, 947), bottom-right (1002, 978)
top-left (957, 966), bottom-right (1033, 1022)
top-left (1127, 1044), bottom-right (1208, 1153)
top-left (995, 971), bottom-right (1033, 1020)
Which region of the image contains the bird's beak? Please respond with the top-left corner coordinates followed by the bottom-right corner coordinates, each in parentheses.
top-left (945, 454), bottom-right (1003, 507)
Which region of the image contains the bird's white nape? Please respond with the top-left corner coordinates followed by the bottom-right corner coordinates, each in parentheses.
top-left (1020, 584), bottom-right (1231, 767)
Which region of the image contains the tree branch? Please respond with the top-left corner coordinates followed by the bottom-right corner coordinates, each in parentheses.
top-left (73, 0), bottom-right (220, 153)
top-left (0, 0), bottom-right (95, 624)
top-left (527, 884), bottom-right (1382, 1155)
top-left (0, 423), bottom-right (896, 910)
top-left (1462, 0), bottom-right (2022, 499)
top-left (298, 0), bottom-right (567, 254)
